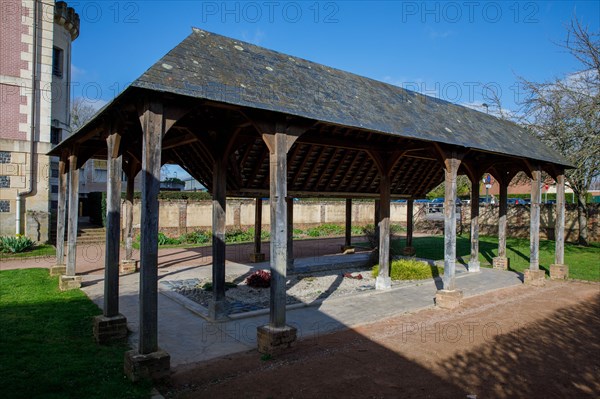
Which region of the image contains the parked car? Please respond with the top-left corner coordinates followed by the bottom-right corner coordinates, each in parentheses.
top-left (508, 198), bottom-right (527, 205)
top-left (428, 197), bottom-right (462, 212)
top-left (546, 199), bottom-right (556, 204)
top-left (479, 196), bottom-right (496, 205)
top-left (414, 199), bottom-right (430, 203)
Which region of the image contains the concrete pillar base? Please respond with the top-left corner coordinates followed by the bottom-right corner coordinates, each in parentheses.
top-left (49, 264), bottom-right (66, 276)
top-left (435, 289), bottom-right (463, 309)
top-left (124, 349), bottom-right (170, 382)
top-left (93, 313), bottom-right (128, 344)
top-left (523, 269), bottom-right (546, 286)
top-left (119, 259), bottom-right (138, 275)
top-left (549, 264), bottom-right (569, 280)
top-left (493, 256), bottom-right (509, 270)
top-left (341, 245), bottom-right (355, 254)
top-left (59, 275), bottom-right (82, 291)
top-left (257, 325), bottom-right (297, 355)
top-left (375, 275), bottom-right (392, 290)
top-left (401, 246), bottom-right (416, 256)
top-left (249, 252), bottom-right (265, 263)
top-left (467, 260), bottom-right (480, 273)
top-left (208, 300), bottom-right (229, 321)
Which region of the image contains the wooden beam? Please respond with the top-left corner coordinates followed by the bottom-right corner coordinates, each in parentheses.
top-left (406, 199), bottom-right (414, 248)
top-left (442, 154), bottom-right (462, 291)
top-left (555, 172), bottom-right (566, 265)
top-left (375, 175), bottom-right (391, 290)
top-left (254, 198), bottom-right (263, 255)
top-left (345, 198), bottom-right (352, 248)
top-left (55, 154), bottom-right (67, 266)
top-left (210, 152), bottom-right (227, 319)
top-left (468, 173), bottom-right (482, 272)
top-left (529, 165), bottom-right (542, 270)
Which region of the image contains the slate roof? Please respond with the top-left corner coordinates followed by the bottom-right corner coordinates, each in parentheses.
top-left (128, 28), bottom-right (569, 167)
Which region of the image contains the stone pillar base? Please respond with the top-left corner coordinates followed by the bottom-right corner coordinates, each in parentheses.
top-left (435, 289), bottom-right (463, 309)
top-left (249, 252), bottom-right (265, 263)
top-left (468, 260), bottom-right (480, 273)
top-left (402, 246), bottom-right (416, 256)
top-left (119, 260), bottom-right (138, 275)
top-left (208, 300), bottom-right (229, 321)
top-left (93, 314), bottom-right (128, 344)
top-left (257, 325), bottom-right (297, 355)
top-left (59, 275), bottom-right (82, 291)
top-left (49, 264), bottom-right (66, 276)
top-left (341, 245), bottom-right (355, 254)
top-left (523, 269), bottom-right (546, 286)
top-left (493, 256), bottom-right (509, 270)
top-left (124, 349), bottom-right (170, 382)
top-left (375, 275), bottom-right (392, 290)
top-left (549, 264), bottom-right (569, 280)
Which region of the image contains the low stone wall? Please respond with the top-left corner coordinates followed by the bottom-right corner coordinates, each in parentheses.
top-left (124, 199), bottom-right (599, 242)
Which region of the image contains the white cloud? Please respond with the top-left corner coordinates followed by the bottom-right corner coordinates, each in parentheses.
top-left (241, 28), bottom-right (266, 45)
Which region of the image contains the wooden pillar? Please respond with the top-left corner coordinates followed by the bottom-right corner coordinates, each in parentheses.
top-left (402, 199), bottom-right (415, 256)
top-left (442, 157), bottom-right (460, 291)
top-left (468, 179), bottom-right (480, 272)
top-left (342, 198), bottom-right (354, 252)
top-left (124, 173), bottom-right (135, 261)
top-left (138, 100), bottom-right (163, 355)
top-left (523, 165), bottom-right (545, 285)
top-left (257, 125), bottom-right (303, 355)
top-left (550, 172), bottom-right (569, 279)
top-left (209, 155), bottom-right (227, 320)
top-left (529, 167), bottom-right (542, 270)
top-left (59, 149), bottom-right (82, 290)
top-left (65, 151), bottom-right (79, 276)
top-left (94, 132), bottom-right (128, 345)
top-left (103, 133), bottom-right (122, 317)
top-left (492, 179), bottom-right (509, 270)
top-left (286, 196), bottom-right (294, 271)
top-left (124, 100), bottom-right (171, 381)
top-left (376, 175), bottom-right (392, 290)
top-left (50, 155), bottom-right (67, 276)
top-left (250, 197), bottom-right (265, 262)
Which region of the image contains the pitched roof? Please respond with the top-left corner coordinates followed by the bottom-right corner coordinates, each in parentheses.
top-left (128, 28), bottom-right (569, 167)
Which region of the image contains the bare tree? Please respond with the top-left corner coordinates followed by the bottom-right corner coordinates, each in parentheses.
top-left (519, 19), bottom-right (600, 246)
top-left (70, 97), bottom-right (98, 133)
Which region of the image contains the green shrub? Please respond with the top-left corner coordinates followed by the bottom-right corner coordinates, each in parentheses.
top-left (157, 232), bottom-right (181, 245)
top-left (225, 228), bottom-right (253, 243)
top-left (0, 235), bottom-right (34, 253)
top-left (306, 223), bottom-right (344, 237)
top-left (180, 230), bottom-right (211, 244)
top-left (372, 259), bottom-right (443, 280)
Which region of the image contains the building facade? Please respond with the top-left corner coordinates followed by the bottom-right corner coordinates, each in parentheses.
top-left (0, 0), bottom-right (79, 240)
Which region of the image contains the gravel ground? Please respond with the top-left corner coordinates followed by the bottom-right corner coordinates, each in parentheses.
top-left (166, 267), bottom-right (389, 314)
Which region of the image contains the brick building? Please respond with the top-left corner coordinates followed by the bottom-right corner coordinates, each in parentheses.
top-left (0, 0), bottom-right (79, 240)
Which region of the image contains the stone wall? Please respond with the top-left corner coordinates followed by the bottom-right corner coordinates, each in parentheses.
top-left (123, 199), bottom-right (599, 242)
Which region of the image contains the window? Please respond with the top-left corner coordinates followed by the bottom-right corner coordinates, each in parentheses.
top-left (52, 47), bottom-right (63, 78)
top-left (0, 201), bottom-right (9, 213)
top-left (51, 127), bottom-right (61, 144)
top-left (51, 200), bottom-right (58, 210)
top-left (0, 176), bottom-right (9, 188)
top-left (0, 151), bottom-right (10, 163)
top-left (51, 185), bottom-right (58, 194)
top-left (94, 169), bottom-right (107, 182)
top-left (51, 167), bottom-right (59, 178)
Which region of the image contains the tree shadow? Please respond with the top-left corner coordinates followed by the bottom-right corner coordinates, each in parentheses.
top-left (439, 293), bottom-right (600, 398)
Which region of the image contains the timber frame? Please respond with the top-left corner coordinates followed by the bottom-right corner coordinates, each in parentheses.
top-left (48, 28), bottom-right (573, 380)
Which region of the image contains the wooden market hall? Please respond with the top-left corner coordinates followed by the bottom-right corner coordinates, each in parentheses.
top-left (48, 29), bottom-right (572, 380)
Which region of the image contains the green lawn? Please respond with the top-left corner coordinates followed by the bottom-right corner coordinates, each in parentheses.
top-left (391, 235), bottom-right (599, 281)
top-left (0, 269), bottom-right (151, 399)
top-left (0, 244), bottom-right (56, 260)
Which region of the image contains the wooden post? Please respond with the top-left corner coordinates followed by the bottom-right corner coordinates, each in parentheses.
top-left (286, 196), bottom-right (294, 271)
top-left (124, 173), bottom-right (135, 261)
top-left (209, 155), bottom-right (227, 319)
top-left (51, 155), bottom-right (67, 275)
top-left (341, 198), bottom-right (354, 252)
top-left (529, 167), bottom-right (542, 271)
top-left (550, 172), bottom-right (569, 279)
top-left (402, 199), bottom-right (416, 256)
top-left (468, 179), bottom-right (480, 272)
top-left (250, 197), bottom-right (265, 262)
top-left (442, 157), bottom-right (460, 291)
top-left (65, 151), bottom-right (79, 277)
top-left (138, 100), bottom-right (163, 355)
top-left (266, 132), bottom-right (289, 327)
top-left (492, 178), bottom-right (510, 270)
top-left (376, 175), bottom-right (391, 290)
top-left (103, 133), bottom-right (122, 317)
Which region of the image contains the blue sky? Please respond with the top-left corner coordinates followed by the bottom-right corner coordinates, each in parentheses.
top-left (69, 0), bottom-right (599, 179)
